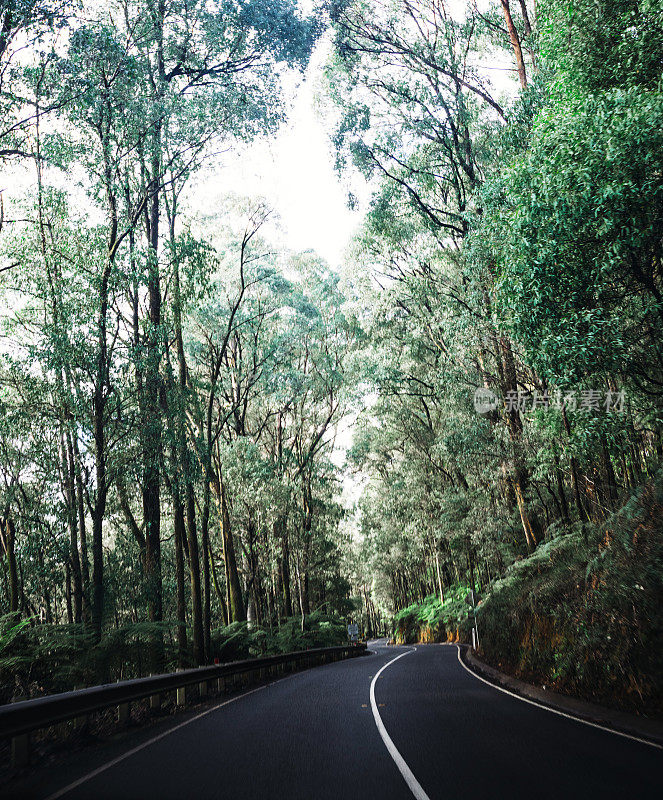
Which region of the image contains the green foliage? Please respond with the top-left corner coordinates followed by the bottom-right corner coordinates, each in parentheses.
top-left (212, 612), bottom-right (348, 660)
top-left (479, 471), bottom-right (663, 712)
top-left (393, 588), bottom-right (472, 644)
top-left (0, 621), bottom-right (177, 702)
top-left (2, 0), bottom-right (663, 720)
top-left (539, 0), bottom-right (663, 96)
top-left (0, 613), bottom-right (348, 702)
top-left (488, 86), bottom-right (663, 386)
top-left (328, 0), bottom-right (663, 714)
top-left (0, 613), bottom-right (33, 674)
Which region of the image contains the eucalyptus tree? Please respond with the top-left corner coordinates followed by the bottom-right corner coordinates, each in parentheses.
top-left (328, 0), bottom-right (547, 550)
top-left (0, 1), bottom-right (69, 172)
top-left (1, 1), bottom-right (355, 674)
top-left (276, 253), bottom-right (357, 616)
top-left (0, 184), bottom-right (113, 628)
top-left (50, 24), bottom-right (153, 638)
top-left (38, 0), bottom-right (319, 656)
top-left (332, 0), bottom-right (663, 624)
top-left (185, 211), bottom-right (359, 629)
top-left (475, 0), bottom-right (663, 522)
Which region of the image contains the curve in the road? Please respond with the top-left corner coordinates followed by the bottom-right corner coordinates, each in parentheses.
top-left (369, 647), bottom-right (430, 800)
top-left (455, 645), bottom-right (663, 751)
top-left (6, 640), bottom-right (661, 800)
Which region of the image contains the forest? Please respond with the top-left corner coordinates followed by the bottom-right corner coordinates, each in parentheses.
top-left (1, 0), bottom-right (662, 718)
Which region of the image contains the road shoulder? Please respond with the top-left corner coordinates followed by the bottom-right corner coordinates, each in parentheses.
top-left (457, 644), bottom-right (663, 749)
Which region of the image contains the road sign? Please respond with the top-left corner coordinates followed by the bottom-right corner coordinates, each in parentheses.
top-left (347, 623), bottom-right (359, 642)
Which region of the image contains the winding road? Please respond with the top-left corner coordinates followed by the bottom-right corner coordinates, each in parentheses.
top-left (9, 641), bottom-right (662, 799)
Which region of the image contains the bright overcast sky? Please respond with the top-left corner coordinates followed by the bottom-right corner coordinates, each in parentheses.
top-left (189, 0), bottom-right (515, 271)
top-left (190, 34), bottom-right (364, 271)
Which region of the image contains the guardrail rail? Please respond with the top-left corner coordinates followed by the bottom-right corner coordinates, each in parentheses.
top-left (1, 642), bottom-right (367, 769)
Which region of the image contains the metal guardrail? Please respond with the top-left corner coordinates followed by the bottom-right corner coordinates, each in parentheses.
top-left (1, 643), bottom-right (366, 768)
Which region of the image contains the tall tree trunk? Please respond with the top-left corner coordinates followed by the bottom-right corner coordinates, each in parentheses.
top-left (72, 434), bottom-right (90, 620)
top-left (500, 0), bottom-right (528, 88)
top-left (201, 482), bottom-right (212, 659)
top-left (173, 487), bottom-right (188, 668)
top-left (219, 476), bottom-right (245, 622)
top-left (0, 515), bottom-right (18, 613)
top-left (208, 536), bottom-right (229, 627)
top-left (301, 482), bottom-right (313, 615)
top-left (63, 433), bottom-right (83, 623)
top-left (173, 251), bottom-right (204, 663)
top-left (554, 449), bottom-right (570, 524)
top-left (278, 517), bottom-right (293, 618)
top-left (499, 336), bottom-right (538, 549)
top-left (561, 406), bottom-right (589, 522)
top-left (434, 547), bottom-right (445, 604)
top-left (91, 268), bottom-right (110, 640)
top-left (186, 481), bottom-right (204, 663)
top-left (65, 563), bottom-right (73, 624)
top-left (601, 435), bottom-right (619, 510)
top-left (142, 150), bottom-right (164, 668)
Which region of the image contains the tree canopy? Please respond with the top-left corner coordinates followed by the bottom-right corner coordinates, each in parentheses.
top-left (1, 0), bottom-right (662, 717)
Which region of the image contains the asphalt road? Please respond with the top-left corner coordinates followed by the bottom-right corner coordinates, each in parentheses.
top-left (6, 641), bottom-right (662, 799)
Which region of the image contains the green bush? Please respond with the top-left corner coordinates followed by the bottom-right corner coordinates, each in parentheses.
top-left (0, 612), bottom-right (348, 702)
top-left (393, 587), bottom-right (472, 644)
top-left (478, 472), bottom-right (663, 714)
top-left (211, 611), bottom-right (348, 661)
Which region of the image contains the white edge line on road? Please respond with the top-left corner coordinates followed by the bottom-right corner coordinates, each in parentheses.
top-left (370, 648), bottom-right (432, 800)
top-left (43, 684), bottom-right (268, 800)
top-left (455, 645), bottom-right (663, 751)
top-left (44, 660), bottom-right (334, 800)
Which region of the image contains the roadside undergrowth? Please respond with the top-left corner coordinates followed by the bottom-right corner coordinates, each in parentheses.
top-left (392, 472), bottom-right (663, 716)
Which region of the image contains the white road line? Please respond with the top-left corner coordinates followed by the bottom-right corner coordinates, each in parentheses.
top-left (370, 648), bottom-right (432, 800)
top-left (44, 653), bottom-right (368, 800)
top-left (43, 680), bottom-right (278, 800)
top-left (455, 645), bottom-right (663, 751)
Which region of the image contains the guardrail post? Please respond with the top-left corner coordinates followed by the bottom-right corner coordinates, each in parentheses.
top-left (199, 681), bottom-right (207, 698)
top-left (216, 677), bottom-right (225, 693)
top-left (150, 693), bottom-right (160, 711)
top-left (117, 702), bottom-right (130, 726)
top-left (11, 734), bottom-right (29, 769)
top-left (177, 686), bottom-right (187, 706)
